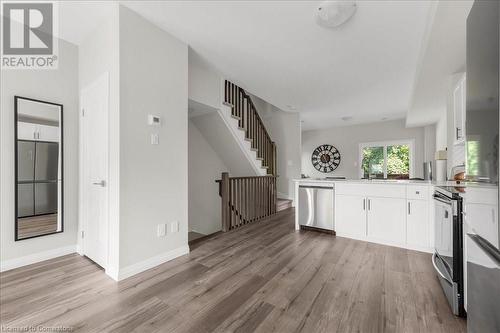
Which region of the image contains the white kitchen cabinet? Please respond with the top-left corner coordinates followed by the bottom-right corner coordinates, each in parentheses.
top-left (17, 122), bottom-right (37, 140)
top-left (17, 122), bottom-right (59, 142)
top-left (38, 124), bottom-right (59, 142)
top-left (406, 199), bottom-right (429, 249)
top-left (336, 194), bottom-right (367, 239)
top-left (367, 197), bottom-right (406, 245)
top-left (453, 73), bottom-right (466, 145)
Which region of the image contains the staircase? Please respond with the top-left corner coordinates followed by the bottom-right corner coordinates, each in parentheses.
top-left (213, 80), bottom-right (279, 231)
top-left (223, 80), bottom-right (277, 176)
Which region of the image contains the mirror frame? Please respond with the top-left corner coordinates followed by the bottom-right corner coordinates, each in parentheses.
top-left (14, 95), bottom-right (64, 241)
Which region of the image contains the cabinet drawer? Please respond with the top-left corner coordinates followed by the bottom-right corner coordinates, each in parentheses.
top-left (336, 183), bottom-right (406, 198)
top-left (407, 185), bottom-right (429, 200)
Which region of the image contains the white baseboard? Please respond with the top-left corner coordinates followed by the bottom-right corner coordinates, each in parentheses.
top-left (114, 245), bottom-right (190, 281)
top-left (0, 245), bottom-right (77, 272)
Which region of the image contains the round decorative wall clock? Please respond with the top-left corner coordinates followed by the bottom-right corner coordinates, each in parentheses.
top-left (311, 144), bottom-right (341, 173)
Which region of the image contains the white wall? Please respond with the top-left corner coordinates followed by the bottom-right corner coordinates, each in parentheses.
top-left (0, 39), bottom-right (79, 268)
top-left (424, 124), bottom-right (437, 177)
top-left (78, 6), bottom-right (121, 275)
top-left (118, 6), bottom-right (188, 269)
top-left (188, 50), bottom-right (221, 110)
top-left (188, 120), bottom-right (227, 235)
top-left (435, 114), bottom-right (447, 151)
top-left (251, 95), bottom-right (301, 201)
top-left (302, 120), bottom-right (426, 179)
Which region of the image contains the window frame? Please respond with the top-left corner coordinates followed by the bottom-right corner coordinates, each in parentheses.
top-left (358, 139), bottom-right (415, 179)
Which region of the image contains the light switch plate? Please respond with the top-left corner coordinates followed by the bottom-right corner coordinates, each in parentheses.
top-left (157, 224), bottom-right (166, 237)
top-left (170, 221), bottom-right (179, 233)
top-left (151, 133), bottom-right (159, 145)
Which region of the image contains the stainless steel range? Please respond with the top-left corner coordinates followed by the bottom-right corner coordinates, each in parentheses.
top-left (432, 186), bottom-right (465, 317)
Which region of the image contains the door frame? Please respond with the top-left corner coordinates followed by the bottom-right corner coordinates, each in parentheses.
top-left (78, 72), bottom-right (110, 269)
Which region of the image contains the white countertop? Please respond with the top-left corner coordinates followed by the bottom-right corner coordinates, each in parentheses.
top-left (293, 178), bottom-right (466, 186)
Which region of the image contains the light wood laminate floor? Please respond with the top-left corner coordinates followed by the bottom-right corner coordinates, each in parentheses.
top-left (1, 208), bottom-right (466, 332)
top-left (17, 214), bottom-right (58, 239)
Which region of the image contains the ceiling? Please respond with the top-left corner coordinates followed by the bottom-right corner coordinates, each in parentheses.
top-left (58, 1), bottom-right (115, 45)
top-left (406, 0), bottom-right (473, 127)
top-left (124, 0), bottom-right (434, 130)
top-left (57, 1), bottom-right (440, 130)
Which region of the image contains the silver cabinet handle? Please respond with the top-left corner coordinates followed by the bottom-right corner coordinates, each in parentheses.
top-left (363, 198), bottom-right (366, 211)
top-left (408, 202), bottom-right (411, 215)
top-left (368, 199), bottom-right (371, 211)
top-left (92, 180), bottom-right (106, 187)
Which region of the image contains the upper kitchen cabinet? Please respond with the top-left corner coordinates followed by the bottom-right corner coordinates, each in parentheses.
top-left (453, 73), bottom-right (466, 145)
top-left (17, 122), bottom-right (60, 142)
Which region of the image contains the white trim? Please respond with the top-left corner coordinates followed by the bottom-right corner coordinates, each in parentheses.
top-left (111, 245), bottom-right (190, 281)
top-left (358, 139), bottom-right (415, 179)
top-left (0, 245), bottom-right (77, 272)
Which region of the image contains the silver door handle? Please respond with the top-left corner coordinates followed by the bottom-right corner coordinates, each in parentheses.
top-left (408, 202), bottom-right (411, 215)
top-left (432, 253), bottom-right (453, 285)
top-left (92, 180), bottom-right (106, 187)
top-left (368, 199), bottom-right (371, 211)
top-left (363, 198), bottom-right (366, 211)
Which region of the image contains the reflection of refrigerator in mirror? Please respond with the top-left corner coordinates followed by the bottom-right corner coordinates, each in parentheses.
top-left (17, 141), bottom-right (59, 218)
top-left (34, 142), bottom-right (59, 181)
top-left (34, 142), bottom-right (59, 215)
top-left (17, 184), bottom-right (34, 217)
top-left (17, 141), bottom-right (35, 181)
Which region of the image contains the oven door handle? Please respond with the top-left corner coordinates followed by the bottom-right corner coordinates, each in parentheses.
top-left (433, 195), bottom-right (452, 205)
top-left (432, 253), bottom-right (453, 285)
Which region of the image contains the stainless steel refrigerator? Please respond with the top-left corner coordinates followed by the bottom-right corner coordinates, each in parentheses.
top-left (17, 140), bottom-right (59, 217)
top-left (465, 1), bottom-right (500, 332)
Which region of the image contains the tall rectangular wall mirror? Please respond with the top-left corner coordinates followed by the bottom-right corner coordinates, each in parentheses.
top-left (15, 96), bottom-right (64, 241)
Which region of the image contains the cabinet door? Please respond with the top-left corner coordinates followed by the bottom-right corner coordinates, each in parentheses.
top-left (367, 197), bottom-right (406, 245)
top-left (38, 124), bottom-right (59, 142)
top-left (17, 122), bottom-right (37, 140)
top-left (335, 194), bottom-right (366, 239)
top-left (406, 199), bottom-right (429, 248)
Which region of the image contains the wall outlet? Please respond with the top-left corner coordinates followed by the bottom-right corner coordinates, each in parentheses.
top-left (157, 224), bottom-right (166, 237)
top-left (151, 133), bottom-right (159, 145)
top-left (170, 220), bottom-right (179, 233)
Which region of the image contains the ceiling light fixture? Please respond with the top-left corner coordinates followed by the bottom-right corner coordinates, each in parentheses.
top-left (316, 1), bottom-right (357, 29)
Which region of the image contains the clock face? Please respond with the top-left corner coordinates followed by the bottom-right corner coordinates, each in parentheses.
top-left (311, 144), bottom-right (341, 173)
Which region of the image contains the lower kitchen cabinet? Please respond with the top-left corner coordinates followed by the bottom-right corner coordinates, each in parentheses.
top-left (367, 197), bottom-right (406, 245)
top-left (406, 199), bottom-right (430, 249)
top-left (335, 194), bottom-right (367, 239)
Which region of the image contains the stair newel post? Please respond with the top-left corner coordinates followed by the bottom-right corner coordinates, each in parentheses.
top-left (221, 172), bottom-right (230, 232)
top-left (271, 142), bottom-right (277, 176)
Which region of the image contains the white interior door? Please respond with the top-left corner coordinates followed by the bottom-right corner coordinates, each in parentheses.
top-left (80, 73), bottom-right (109, 269)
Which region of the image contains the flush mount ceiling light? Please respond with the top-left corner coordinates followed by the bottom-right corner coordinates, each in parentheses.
top-left (316, 1), bottom-right (357, 29)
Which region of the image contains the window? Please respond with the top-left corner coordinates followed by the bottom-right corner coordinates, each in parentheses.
top-left (359, 140), bottom-right (414, 179)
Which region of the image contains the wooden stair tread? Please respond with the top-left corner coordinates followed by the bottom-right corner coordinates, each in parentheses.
top-left (277, 198), bottom-right (293, 212)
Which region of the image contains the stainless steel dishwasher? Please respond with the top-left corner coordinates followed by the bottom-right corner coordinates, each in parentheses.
top-left (298, 185), bottom-right (334, 231)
